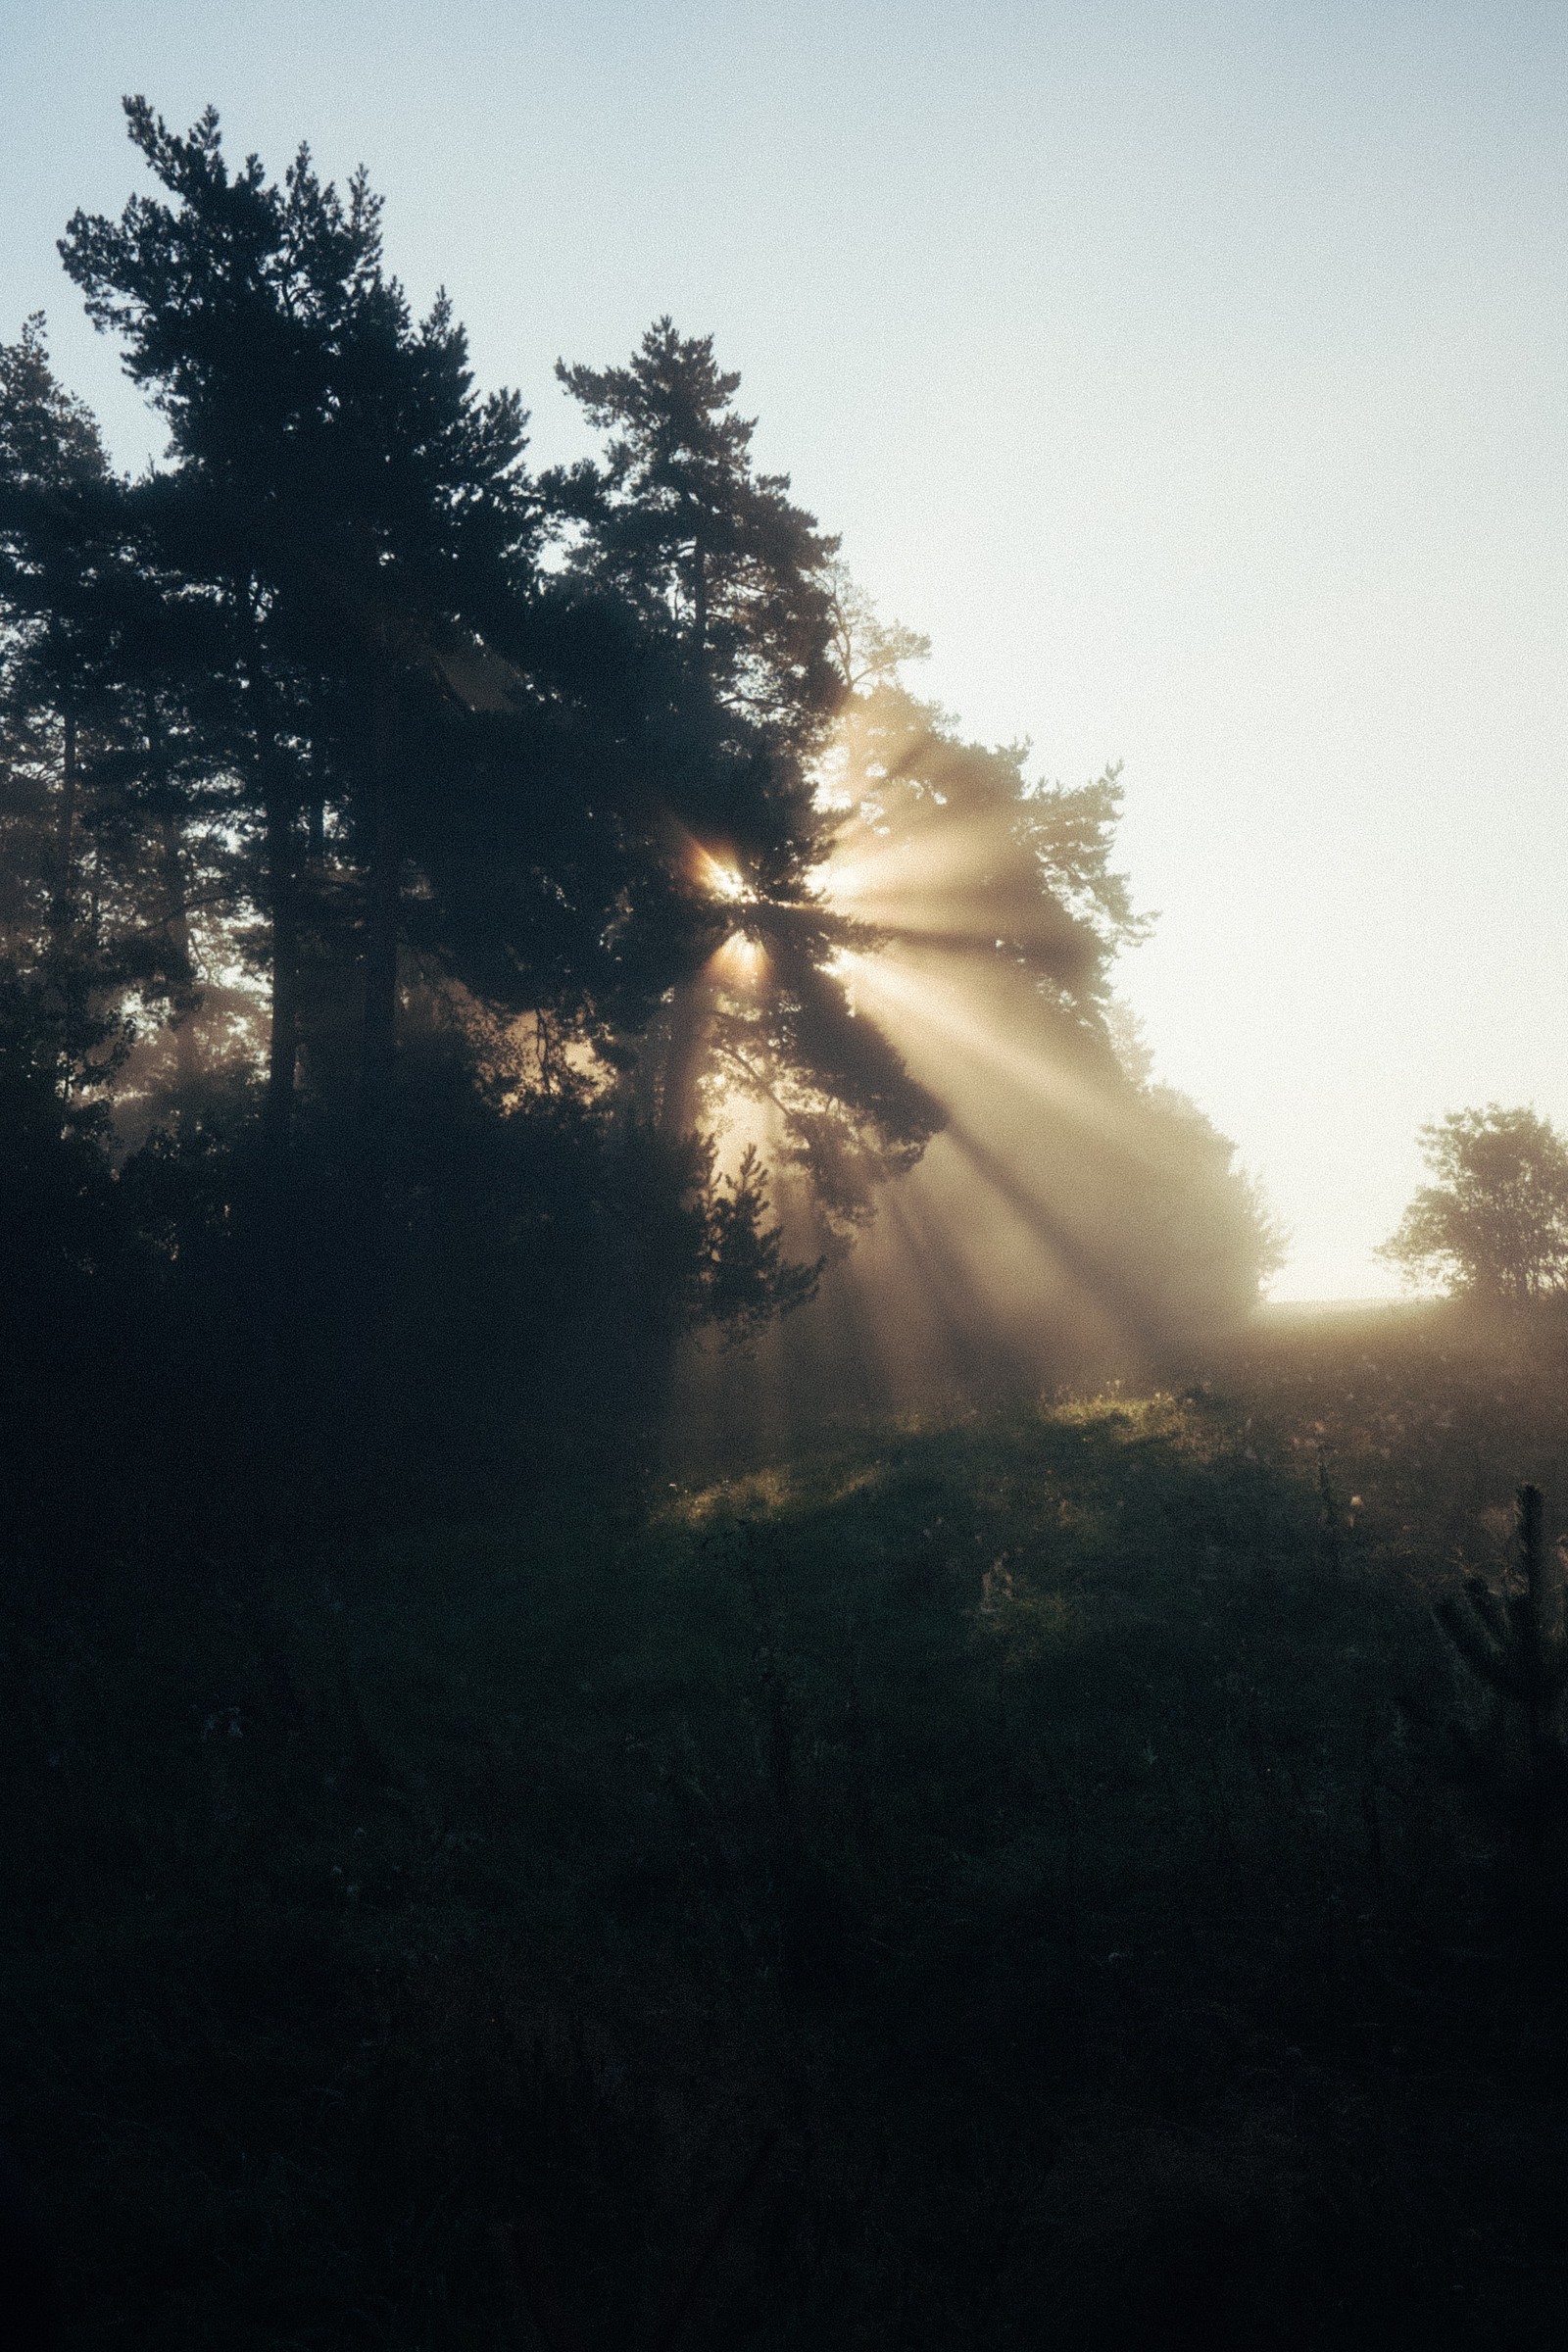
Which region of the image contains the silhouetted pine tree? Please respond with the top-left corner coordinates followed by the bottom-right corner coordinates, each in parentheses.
top-left (60, 100), bottom-right (535, 1185)
top-left (547, 324), bottom-right (942, 1195)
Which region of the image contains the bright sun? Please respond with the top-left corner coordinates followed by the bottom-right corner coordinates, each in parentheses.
top-left (696, 849), bottom-right (750, 904)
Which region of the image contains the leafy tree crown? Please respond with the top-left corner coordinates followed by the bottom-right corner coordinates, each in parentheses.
top-left (1377, 1104), bottom-right (1568, 1304)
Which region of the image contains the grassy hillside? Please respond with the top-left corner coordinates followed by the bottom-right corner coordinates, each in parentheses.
top-left (7, 1302), bottom-right (1568, 2347)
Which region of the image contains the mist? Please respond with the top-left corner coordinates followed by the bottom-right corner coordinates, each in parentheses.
top-left (6, 41), bottom-right (1568, 2352)
top-left (673, 656), bottom-right (1277, 1466)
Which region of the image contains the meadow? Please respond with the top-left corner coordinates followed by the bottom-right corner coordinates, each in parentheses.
top-left (7, 1299), bottom-right (1568, 2348)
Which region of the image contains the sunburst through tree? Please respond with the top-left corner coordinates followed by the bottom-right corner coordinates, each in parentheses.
top-left (2, 111), bottom-right (1281, 1508)
top-left (659, 569), bottom-right (1282, 1458)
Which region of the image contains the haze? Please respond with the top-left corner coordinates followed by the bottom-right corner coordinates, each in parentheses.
top-left (4, 0), bottom-right (1564, 1300)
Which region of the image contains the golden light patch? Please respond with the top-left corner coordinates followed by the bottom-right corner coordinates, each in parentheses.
top-left (694, 848), bottom-right (750, 904)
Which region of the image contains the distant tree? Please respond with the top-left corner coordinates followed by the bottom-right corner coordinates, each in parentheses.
top-left (1377, 1105), bottom-right (1568, 1305)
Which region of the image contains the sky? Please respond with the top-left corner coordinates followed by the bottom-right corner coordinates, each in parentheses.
top-left (3, 0), bottom-right (1565, 1299)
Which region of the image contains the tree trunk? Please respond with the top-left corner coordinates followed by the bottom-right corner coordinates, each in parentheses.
top-left (158, 808), bottom-right (200, 1098)
top-left (52, 710), bottom-right (76, 945)
top-left (659, 973), bottom-right (712, 1140)
top-left (360, 672), bottom-right (401, 1163)
top-left (263, 779), bottom-right (301, 1171)
top-left (306, 761), bottom-right (326, 864)
top-left (690, 537), bottom-right (708, 673)
top-left (52, 710), bottom-right (78, 1108)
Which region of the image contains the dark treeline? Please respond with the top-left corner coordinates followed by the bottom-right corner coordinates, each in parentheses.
top-left (1, 100), bottom-right (1271, 1544)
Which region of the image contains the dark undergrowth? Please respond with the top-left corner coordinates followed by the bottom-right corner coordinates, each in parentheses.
top-left (7, 1300), bottom-right (1568, 2346)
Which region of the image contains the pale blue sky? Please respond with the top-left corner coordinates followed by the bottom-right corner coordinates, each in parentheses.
top-left (4, 0), bottom-right (1566, 1296)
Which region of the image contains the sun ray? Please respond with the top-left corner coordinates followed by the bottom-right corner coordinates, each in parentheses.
top-left (817, 808), bottom-right (1042, 908)
top-left (838, 949), bottom-right (1163, 1168)
top-left (666, 693), bottom-right (1266, 1467)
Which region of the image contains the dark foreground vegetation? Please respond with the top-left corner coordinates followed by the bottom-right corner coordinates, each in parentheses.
top-left (9, 91), bottom-right (1563, 2352)
top-left (7, 1300), bottom-right (1568, 2348)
